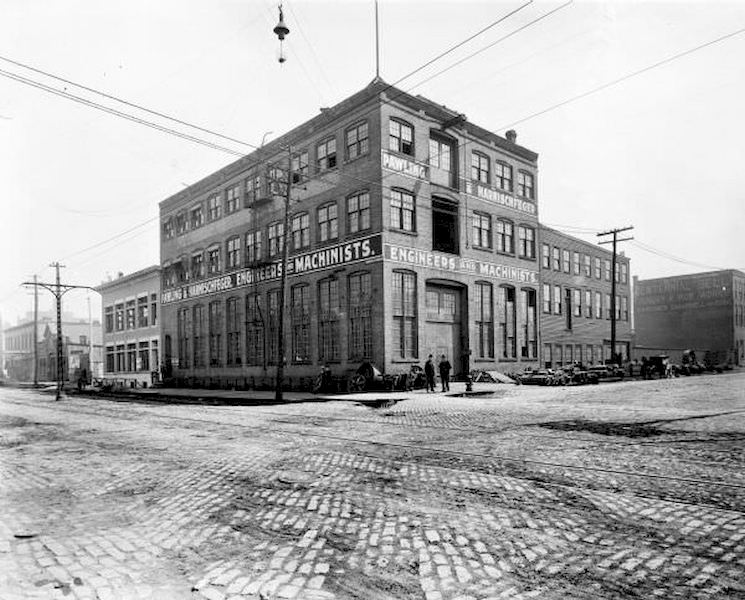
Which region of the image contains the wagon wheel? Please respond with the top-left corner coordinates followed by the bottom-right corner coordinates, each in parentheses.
top-left (348, 374), bottom-right (367, 393)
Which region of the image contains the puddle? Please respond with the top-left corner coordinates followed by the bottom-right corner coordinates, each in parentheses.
top-left (538, 419), bottom-right (666, 438)
top-left (357, 398), bottom-right (403, 409)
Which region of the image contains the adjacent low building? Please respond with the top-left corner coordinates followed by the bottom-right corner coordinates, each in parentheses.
top-left (96, 267), bottom-right (161, 387)
top-left (634, 269), bottom-right (745, 366)
top-left (539, 226), bottom-right (632, 367)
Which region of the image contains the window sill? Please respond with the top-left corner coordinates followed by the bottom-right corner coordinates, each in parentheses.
top-left (471, 245), bottom-right (493, 254)
top-left (388, 228), bottom-right (418, 237)
top-left (344, 153), bottom-right (370, 166)
top-left (496, 250), bottom-right (516, 258)
top-left (518, 255), bottom-right (537, 263)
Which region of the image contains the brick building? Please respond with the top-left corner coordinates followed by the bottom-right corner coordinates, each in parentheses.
top-left (634, 269), bottom-right (745, 366)
top-left (159, 79), bottom-right (544, 388)
top-left (96, 266), bottom-right (161, 387)
top-left (539, 226), bottom-right (632, 367)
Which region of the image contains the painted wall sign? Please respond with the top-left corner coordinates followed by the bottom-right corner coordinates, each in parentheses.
top-left (385, 243), bottom-right (538, 285)
top-left (162, 234), bottom-right (382, 304)
top-left (464, 180), bottom-right (537, 216)
top-left (381, 150), bottom-right (429, 180)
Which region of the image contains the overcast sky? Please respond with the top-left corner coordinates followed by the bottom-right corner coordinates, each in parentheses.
top-left (1, 0), bottom-right (744, 325)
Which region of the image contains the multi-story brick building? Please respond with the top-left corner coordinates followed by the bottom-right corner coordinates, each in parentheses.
top-left (96, 266), bottom-right (161, 387)
top-left (634, 269), bottom-right (745, 366)
top-left (538, 226), bottom-right (632, 367)
top-left (159, 79), bottom-right (543, 388)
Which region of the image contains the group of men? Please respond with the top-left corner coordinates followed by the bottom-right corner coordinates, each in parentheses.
top-left (424, 354), bottom-right (452, 393)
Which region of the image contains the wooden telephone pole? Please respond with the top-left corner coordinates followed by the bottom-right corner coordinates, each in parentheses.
top-left (597, 226), bottom-right (634, 364)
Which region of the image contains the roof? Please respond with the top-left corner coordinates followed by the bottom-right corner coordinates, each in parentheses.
top-left (95, 265), bottom-right (161, 292)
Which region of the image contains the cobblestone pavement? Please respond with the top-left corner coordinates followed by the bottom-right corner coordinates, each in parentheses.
top-left (0, 373), bottom-right (744, 599)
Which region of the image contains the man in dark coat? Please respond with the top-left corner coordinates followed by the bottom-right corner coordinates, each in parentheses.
top-left (439, 355), bottom-right (452, 392)
top-left (424, 355), bottom-right (436, 392)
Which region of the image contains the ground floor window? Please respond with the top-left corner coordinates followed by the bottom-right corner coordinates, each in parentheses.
top-left (392, 270), bottom-right (417, 358)
top-left (521, 288), bottom-right (537, 359)
top-left (177, 307), bottom-right (191, 369)
top-left (126, 343), bottom-right (136, 372)
top-left (267, 289), bottom-right (280, 365)
top-left (139, 341), bottom-right (150, 371)
top-left (475, 282), bottom-right (494, 359)
top-left (193, 305), bottom-right (205, 368)
top-left (318, 278), bottom-right (340, 362)
top-left (291, 285), bottom-right (311, 362)
top-left (349, 272), bottom-right (372, 361)
top-left (586, 344), bottom-right (594, 365)
top-left (543, 343), bottom-right (552, 368)
top-left (116, 344), bottom-right (125, 372)
top-left (500, 286), bottom-right (516, 359)
top-left (226, 297), bottom-right (242, 366)
top-left (208, 300), bottom-right (223, 367)
top-left (245, 294), bottom-right (264, 367)
top-left (105, 346), bottom-right (115, 372)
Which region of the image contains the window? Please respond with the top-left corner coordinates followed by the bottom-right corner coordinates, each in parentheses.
top-left (553, 247), bottom-right (561, 270)
top-left (291, 150), bottom-right (309, 184)
top-left (226, 297), bottom-right (241, 366)
top-left (105, 346), bottom-right (114, 373)
top-left (565, 289), bottom-right (573, 330)
top-left (191, 251), bottom-right (204, 279)
top-left (125, 300), bottom-right (136, 329)
top-left (472, 213), bottom-right (492, 249)
top-left (346, 121), bottom-right (369, 159)
top-left (500, 286), bottom-right (516, 359)
top-left (318, 278), bottom-right (340, 362)
top-left (245, 294), bottom-right (264, 366)
top-left (594, 257), bottom-right (602, 279)
top-left (496, 219), bottom-right (514, 254)
top-left (162, 218), bottom-right (174, 239)
top-left (543, 343), bottom-right (552, 368)
top-left (104, 306), bottom-right (113, 333)
top-left (495, 162), bottom-right (512, 191)
top-left (268, 221), bottom-right (285, 257)
top-left (573, 289), bottom-right (582, 317)
top-left (151, 293), bottom-right (158, 327)
top-left (347, 191), bottom-right (370, 234)
top-left (318, 203), bottom-right (338, 242)
top-left (595, 291), bottom-right (602, 319)
top-left (555, 344), bottom-right (564, 367)
top-left (226, 237), bottom-right (241, 270)
top-left (562, 249), bottom-right (571, 273)
top-left (291, 213), bottom-right (310, 250)
top-left (245, 174), bottom-right (262, 206)
top-left (317, 137), bottom-right (337, 171)
top-left (176, 212), bottom-right (187, 235)
top-left (392, 271), bottom-right (417, 358)
top-left (208, 300), bottom-right (223, 367)
top-left (190, 205), bottom-right (204, 229)
top-left (471, 151), bottom-right (490, 183)
top-left (521, 288), bottom-right (537, 359)
top-left (541, 244), bottom-right (550, 269)
top-left (584, 290), bottom-right (592, 318)
top-left (542, 283), bottom-right (551, 313)
top-left (349, 272), bottom-right (372, 361)
top-left (245, 230), bottom-right (263, 264)
top-left (615, 295), bottom-right (621, 320)
top-left (586, 344), bottom-right (594, 365)
top-left (429, 135), bottom-right (457, 188)
top-left (268, 165), bottom-right (287, 197)
top-left (390, 189), bottom-right (415, 232)
top-left (127, 343), bottom-right (137, 372)
top-left (621, 296), bottom-right (628, 320)
top-left (583, 254), bottom-right (591, 277)
top-left (225, 184), bottom-right (241, 214)
top-left (207, 193), bottom-right (222, 221)
top-left (553, 285), bottom-right (562, 314)
top-left (137, 296), bottom-right (149, 328)
top-left (518, 226), bottom-right (535, 259)
top-left (138, 342), bottom-right (150, 372)
top-left (193, 304), bottom-right (205, 368)
top-left (177, 307), bottom-right (190, 369)
top-left (291, 285), bottom-right (310, 362)
top-left (432, 197), bottom-right (459, 254)
top-left (517, 171), bottom-right (534, 199)
top-left (620, 262), bottom-right (628, 284)
top-left (115, 344), bottom-right (125, 372)
top-left (573, 252), bottom-right (580, 275)
top-left (389, 119), bottom-right (413, 155)
top-left (175, 256), bottom-right (188, 284)
top-left (604, 259), bottom-right (611, 281)
top-left (605, 293), bottom-right (612, 319)
top-left (207, 246), bottom-right (221, 274)
top-left (151, 339), bottom-right (159, 372)
top-left (475, 283), bottom-right (494, 359)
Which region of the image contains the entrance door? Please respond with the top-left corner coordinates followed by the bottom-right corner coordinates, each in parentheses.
top-left (423, 284), bottom-right (463, 377)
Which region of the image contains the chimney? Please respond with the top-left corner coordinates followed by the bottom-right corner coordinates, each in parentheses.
top-left (505, 129), bottom-right (517, 143)
top-left (117, 271), bottom-right (124, 278)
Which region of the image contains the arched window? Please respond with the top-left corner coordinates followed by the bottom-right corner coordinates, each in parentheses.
top-left (347, 191), bottom-right (370, 234)
top-left (318, 202), bottom-right (338, 242)
top-left (499, 285), bottom-right (516, 359)
top-left (291, 212), bottom-right (310, 250)
top-left (475, 282), bottom-right (494, 358)
top-left (521, 288), bottom-right (537, 359)
top-left (496, 219), bottom-right (514, 254)
top-left (392, 270), bottom-right (417, 358)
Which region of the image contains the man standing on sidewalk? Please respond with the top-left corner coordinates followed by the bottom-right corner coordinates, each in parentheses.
top-left (439, 354), bottom-right (452, 392)
top-left (424, 355), bottom-right (436, 392)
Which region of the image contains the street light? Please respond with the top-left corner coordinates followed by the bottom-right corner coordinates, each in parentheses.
top-left (273, 5), bottom-right (290, 63)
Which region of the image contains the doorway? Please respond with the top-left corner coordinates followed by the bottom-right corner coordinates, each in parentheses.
top-left (423, 283), bottom-right (467, 377)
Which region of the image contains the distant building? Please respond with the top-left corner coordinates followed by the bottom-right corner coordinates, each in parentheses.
top-left (538, 226), bottom-right (632, 367)
top-left (36, 321), bottom-right (103, 383)
top-left (95, 266), bottom-right (161, 387)
top-left (634, 270), bottom-right (745, 366)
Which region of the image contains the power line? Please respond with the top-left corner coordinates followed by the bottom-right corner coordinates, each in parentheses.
top-left (631, 240), bottom-right (743, 273)
top-left (498, 25), bottom-right (745, 130)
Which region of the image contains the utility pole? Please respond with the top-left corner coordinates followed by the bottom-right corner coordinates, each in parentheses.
top-left (597, 226), bottom-right (634, 364)
top-left (274, 146), bottom-right (293, 403)
top-left (33, 273), bottom-right (39, 387)
top-left (23, 265), bottom-right (96, 401)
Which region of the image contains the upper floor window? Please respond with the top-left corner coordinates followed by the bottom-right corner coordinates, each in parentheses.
top-left (318, 203), bottom-right (338, 242)
top-left (291, 213), bottom-right (310, 250)
top-left (190, 205), bottom-right (204, 229)
top-left (604, 258), bottom-right (612, 281)
top-left (244, 174), bottom-right (262, 206)
top-left (552, 247), bottom-right (561, 270)
top-left (207, 193), bottom-right (222, 221)
top-left (562, 249), bottom-right (570, 273)
top-left (291, 150), bottom-right (309, 184)
top-left (268, 221), bottom-right (285, 257)
top-left (225, 184), bottom-right (241, 214)
top-left (389, 119), bottom-right (413, 155)
top-left (317, 137), bottom-right (337, 171)
top-left (496, 219), bottom-right (514, 254)
top-left (104, 306), bottom-right (114, 333)
top-left (620, 262), bottom-right (628, 284)
top-left (472, 213), bottom-right (492, 249)
top-left (518, 226), bottom-right (535, 259)
top-left (573, 252), bottom-right (581, 275)
top-left (207, 246), bottom-right (221, 274)
top-left (176, 212), bottom-right (187, 235)
top-left (429, 137), bottom-right (452, 171)
top-left (594, 257), bottom-right (602, 279)
top-left (390, 189), bottom-right (415, 232)
top-left (471, 151), bottom-right (490, 184)
top-left (542, 284), bottom-right (551, 313)
top-left (245, 230), bottom-right (262, 263)
top-left (268, 165), bottom-right (287, 197)
top-left (162, 218), bottom-right (174, 239)
top-left (583, 254), bottom-right (591, 277)
top-left (346, 121), bottom-right (369, 160)
top-left (347, 191), bottom-right (370, 234)
top-left (517, 171), bottom-right (535, 199)
top-left (541, 243), bottom-right (550, 269)
top-left (432, 197), bottom-right (459, 255)
top-left (191, 251), bottom-right (204, 279)
top-left (226, 237), bottom-right (241, 270)
top-left (495, 162), bottom-right (513, 191)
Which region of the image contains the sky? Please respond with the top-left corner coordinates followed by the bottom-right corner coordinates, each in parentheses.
top-left (1, 0), bottom-right (744, 326)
